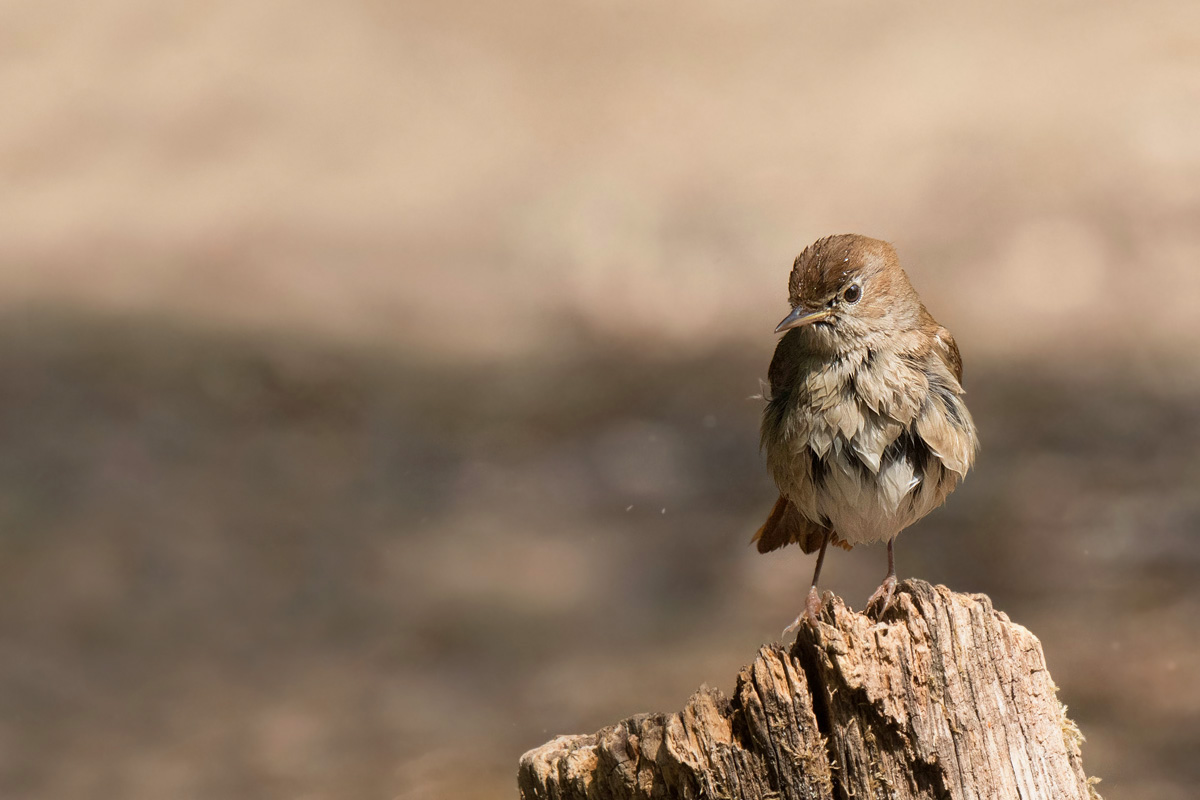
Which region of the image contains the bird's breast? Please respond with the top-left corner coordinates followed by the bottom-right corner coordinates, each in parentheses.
top-left (762, 353), bottom-right (967, 544)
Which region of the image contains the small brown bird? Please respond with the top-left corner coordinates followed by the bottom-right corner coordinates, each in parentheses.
top-left (756, 234), bottom-right (978, 632)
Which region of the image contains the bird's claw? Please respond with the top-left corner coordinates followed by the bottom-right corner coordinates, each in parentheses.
top-left (783, 586), bottom-right (825, 635)
top-left (866, 574), bottom-right (898, 619)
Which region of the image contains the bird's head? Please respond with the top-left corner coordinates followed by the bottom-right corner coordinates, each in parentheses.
top-left (775, 234), bottom-right (927, 351)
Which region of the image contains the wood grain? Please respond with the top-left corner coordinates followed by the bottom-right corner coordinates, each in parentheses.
top-left (518, 580), bottom-right (1101, 800)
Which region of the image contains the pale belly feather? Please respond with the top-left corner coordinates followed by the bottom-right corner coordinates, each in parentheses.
top-left (770, 420), bottom-right (957, 545)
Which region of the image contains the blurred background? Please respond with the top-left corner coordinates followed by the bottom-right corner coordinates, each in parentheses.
top-left (1, 1), bottom-right (1198, 798)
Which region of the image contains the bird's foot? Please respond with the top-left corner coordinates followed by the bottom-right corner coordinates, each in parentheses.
top-left (783, 586), bottom-right (825, 635)
top-left (865, 574), bottom-right (898, 619)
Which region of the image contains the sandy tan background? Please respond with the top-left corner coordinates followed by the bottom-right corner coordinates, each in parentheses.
top-left (1, 1), bottom-right (1198, 798)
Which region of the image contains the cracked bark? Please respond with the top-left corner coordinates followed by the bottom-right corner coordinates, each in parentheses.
top-left (518, 580), bottom-right (1101, 800)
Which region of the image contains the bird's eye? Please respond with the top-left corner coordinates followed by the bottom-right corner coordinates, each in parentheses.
top-left (843, 283), bottom-right (862, 304)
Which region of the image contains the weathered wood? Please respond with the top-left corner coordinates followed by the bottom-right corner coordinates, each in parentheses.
top-left (518, 580), bottom-right (1101, 800)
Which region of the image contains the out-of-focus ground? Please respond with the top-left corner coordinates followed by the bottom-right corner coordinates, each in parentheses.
top-left (0, 2), bottom-right (1198, 798)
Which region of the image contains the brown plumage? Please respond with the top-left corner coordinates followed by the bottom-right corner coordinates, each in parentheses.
top-left (756, 234), bottom-right (978, 632)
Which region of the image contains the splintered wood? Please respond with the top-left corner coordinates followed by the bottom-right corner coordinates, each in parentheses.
top-left (518, 580), bottom-right (1100, 800)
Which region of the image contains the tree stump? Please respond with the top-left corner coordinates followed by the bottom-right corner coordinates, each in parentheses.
top-left (518, 580), bottom-right (1101, 800)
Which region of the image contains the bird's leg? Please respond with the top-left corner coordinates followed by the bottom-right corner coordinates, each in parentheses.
top-left (784, 529), bottom-right (833, 634)
top-left (866, 538), bottom-right (898, 618)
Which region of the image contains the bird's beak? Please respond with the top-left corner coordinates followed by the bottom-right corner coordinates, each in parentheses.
top-left (775, 306), bottom-right (832, 333)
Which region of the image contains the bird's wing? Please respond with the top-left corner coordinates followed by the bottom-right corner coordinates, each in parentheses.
top-left (753, 493), bottom-right (852, 554)
top-left (934, 325), bottom-right (964, 385)
top-left (917, 326), bottom-right (976, 477)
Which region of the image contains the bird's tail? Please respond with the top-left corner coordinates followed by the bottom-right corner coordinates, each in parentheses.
top-left (753, 494), bottom-right (852, 554)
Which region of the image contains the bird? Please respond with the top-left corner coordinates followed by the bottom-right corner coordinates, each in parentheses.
top-left (755, 234), bottom-right (978, 633)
